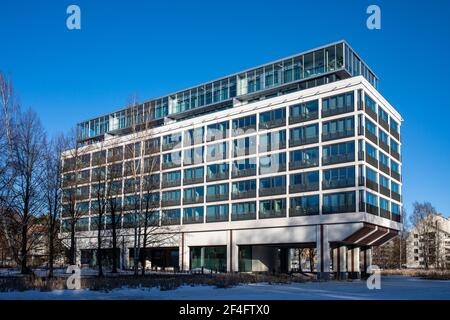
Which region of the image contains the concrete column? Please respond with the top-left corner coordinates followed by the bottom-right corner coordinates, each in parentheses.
top-left (332, 247), bottom-right (339, 275)
top-left (316, 225), bottom-right (330, 280)
top-left (227, 229), bottom-right (239, 272)
top-left (348, 247), bottom-right (361, 279)
top-left (362, 247), bottom-right (373, 277)
top-left (200, 247), bottom-right (205, 267)
top-left (75, 248), bottom-right (81, 267)
top-left (336, 245), bottom-right (348, 280)
top-left (122, 247), bottom-right (130, 270)
top-left (179, 233), bottom-right (189, 271)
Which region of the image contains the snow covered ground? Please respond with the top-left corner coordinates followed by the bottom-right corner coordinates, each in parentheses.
top-left (0, 276), bottom-right (449, 300)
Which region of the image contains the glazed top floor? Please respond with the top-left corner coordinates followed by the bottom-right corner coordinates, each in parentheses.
top-left (77, 41), bottom-right (379, 143)
top-left (64, 76), bottom-right (402, 159)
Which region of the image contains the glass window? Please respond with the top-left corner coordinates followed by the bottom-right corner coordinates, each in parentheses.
top-left (233, 136), bottom-right (257, 156)
top-left (379, 175), bottom-right (390, 189)
top-left (323, 191), bottom-right (355, 213)
top-left (366, 167), bottom-right (378, 183)
top-left (365, 118), bottom-right (377, 136)
top-left (366, 191), bottom-right (378, 206)
top-left (378, 107), bottom-right (388, 123)
top-left (391, 181), bottom-right (400, 194)
top-left (391, 160), bottom-right (400, 173)
top-left (390, 118), bottom-right (399, 133)
top-left (390, 139), bottom-right (399, 153)
top-left (365, 95), bottom-right (376, 113)
top-left (366, 142), bottom-right (377, 159)
top-left (183, 207), bottom-right (204, 223)
top-left (206, 205), bottom-right (229, 222)
top-left (380, 198), bottom-right (390, 211)
top-left (290, 100), bottom-right (318, 120)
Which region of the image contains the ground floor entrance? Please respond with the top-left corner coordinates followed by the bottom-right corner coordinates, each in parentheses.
top-left (128, 247), bottom-right (179, 271)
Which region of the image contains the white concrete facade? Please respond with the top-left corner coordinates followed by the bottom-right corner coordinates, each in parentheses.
top-left (61, 72), bottom-right (403, 278)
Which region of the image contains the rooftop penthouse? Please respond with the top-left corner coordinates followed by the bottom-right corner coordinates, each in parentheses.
top-left (77, 40), bottom-right (378, 144)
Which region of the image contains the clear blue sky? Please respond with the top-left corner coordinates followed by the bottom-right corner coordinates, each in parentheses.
top-left (1, 0), bottom-right (449, 218)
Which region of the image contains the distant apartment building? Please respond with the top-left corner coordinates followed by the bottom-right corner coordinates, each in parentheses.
top-left (60, 41), bottom-right (403, 279)
top-left (406, 214), bottom-right (450, 269)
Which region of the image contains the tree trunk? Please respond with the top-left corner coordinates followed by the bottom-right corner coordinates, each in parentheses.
top-left (97, 222), bottom-right (103, 277)
top-left (69, 223), bottom-right (76, 265)
top-left (111, 209), bottom-right (118, 273)
top-left (20, 219), bottom-right (29, 274)
top-left (48, 229), bottom-right (54, 278)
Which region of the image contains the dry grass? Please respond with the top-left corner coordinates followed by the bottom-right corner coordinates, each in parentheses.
top-left (0, 272), bottom-right (310, 292)
top-left (381, 269), bottom-right (450, 280)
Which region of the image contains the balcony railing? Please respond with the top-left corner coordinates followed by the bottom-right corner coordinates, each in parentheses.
top-left (231, 212), bottom-right (256, 221)
top-left (391, 170), bottom-right (401, 182)
top-left (259, 118), bottom-right (285, 130)
top-left (289, 111), bottom-right (318, 124)
top-left (379, 140), bottom-right (390, 153)
top-left (259, 163), bottom-right (286, 175)
top-left (231, 168), bottom-right (256, 178)
top-left (366, 154), bottom-right (378, 168)
top-left (232, 124), bottom-right (257, 137)
top-left (184, 176), bottom-right (204, 185)
top-left (322, 204), bottom-right (355, 214)
top-left (380, 208), bottom-right (391, 219)
top-left (379, 162), bottom-right (390, 175)
top-left (145, 145), bottom-right (160, 155)
top-left (289, 206), bottom-right (319, 217)
top-left (366, 179), bottom-right (378, 192)
top-left (289, 182), bottom-right (319, 193)
top-left (365, 129), bottom-right (378, 145)
top-left (183, 196), bottom-right (204, 205)
top-left (289, 136), bottom-right (319, 147)
top-left (231, 190), bottom-right (257, 200)
top-left (289, 159), bottom-right (319, 170)
top-left (322, 153), bottom-right (355, 166)
top-left (161, 180), bottom-right (181, 188)
top-left (380, 185), bottom-right (391, 197)
top-left (233, 147), bottom-right (256, 157)
top-left (390, 127), bottom-right (400, 141)
top-left (206, 172), bottom-right (229, 182)
top-left (161, 217), bottom-right (181, 226)
top-left (183, 216), bottom-right (204, 224)
top-left (206, 131), bottom-right (227, 142)
top-left (259, 186), bottom-right (286, 197)
top-left (259, 141), bottom-right (286, 153)
top-left (161, 199), bottom-right (180, 207)
top-left (391, 213), bottom-right (401, 223)
top-left (366, 203), bottom-right (379, 215)
top-left (378, 117), bottom-right (390, 131)
top-left (206, 193), bottom-right (229, 202)
top-left (259, 209), bottom-right (286, 219)
top-left (162, 162), bottom-right (180, 170)
top-left (322, 178), bottom-right (355, 190)
top-left (322, 105), bottom-right (354, 118)
top-left (392, 191), bottom-right (401, 202)
top-left (206, 214), bottom-right (229, 223)
top-left (391, 150), bottom-right (401, 161)
top-left (365, 106), bottom-right (377, 121)
top-left (322, 129), bottom-right (354, 142)
top-left (162, 141), bottom-right (181, 151)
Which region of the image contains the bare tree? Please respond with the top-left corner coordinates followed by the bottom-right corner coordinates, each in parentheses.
top-left (7, 108), bottom-right (46, 274)
top-left (91, 142), bottom-right (108, 277)
top-left (409, 201), bottom-right (437, 270)
top-left (0, 71), bottom-right (19, 267)
top-left (61, 130), bottom-right (91, 266)
top-left (105, 141), bottom-right (124, 274)
top-left (43, 134), bottom-right (66, 277)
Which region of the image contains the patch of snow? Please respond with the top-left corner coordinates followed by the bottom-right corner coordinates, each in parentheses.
top-left (0, 276), bottom-right (449, 300)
